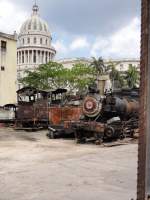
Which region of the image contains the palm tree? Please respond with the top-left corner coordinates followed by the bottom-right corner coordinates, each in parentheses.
top-left (125, 64), bottom-right (140, 88)
top-left (106, 62), bottom-right (124, 90)
top-left (90, 57), bottom-right (105, 77)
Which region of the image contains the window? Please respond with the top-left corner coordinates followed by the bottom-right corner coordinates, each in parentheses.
top-left (22, 39), bottom-right (24, 45)
top-left (27, 38), bottom-right (30, 44)
top-left (1, 66), bottom-right (5, 71)
top-left (1, 41), bottom-right (6, 51)
top-left (40, 38), bottom-right (42, 44)
top-left (45, 39), bottom-right (47, 45)
top-left (34, 37), bottom-right (37, 44)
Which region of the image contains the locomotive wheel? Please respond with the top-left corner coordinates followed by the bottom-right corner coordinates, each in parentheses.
top-left (76, 138), bottom-right (86, 144)
top-left (104, 126), bottom-right (115, 139)
top-left (95, 139), bottom-right (103, 145)
top-left (47, 131), bottom-right (56, 139)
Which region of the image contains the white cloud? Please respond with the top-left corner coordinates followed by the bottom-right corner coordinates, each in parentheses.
top-left (70, 37), bottom-right (89, 50)
top-left (0, 0), bottom-right (28, 33)
top-left (0, 0), bottom-right (140, 60)
top-left (53, 40), bottom-right (68, 57)
top-left (90, 17), bottom-right (140, 59)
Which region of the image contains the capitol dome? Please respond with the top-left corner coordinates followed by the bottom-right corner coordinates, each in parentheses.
top-left (17, 3), bottom-right (56, 89)
top-left (19, 4), bottom-right (50, 36)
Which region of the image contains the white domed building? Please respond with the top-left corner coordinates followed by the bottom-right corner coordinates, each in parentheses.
top-left (17, 4), bottom-right (56, 88)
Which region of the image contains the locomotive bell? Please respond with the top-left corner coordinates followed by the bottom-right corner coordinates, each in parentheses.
top-left (82, 96), bottom-right (102, 118)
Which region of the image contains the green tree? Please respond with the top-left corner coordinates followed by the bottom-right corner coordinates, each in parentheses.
top-left (19, 61), bottom-right (95, 93)
top-left (90, 57), bottom-right (105, 77)
top-left (20, 61), bottom-right (69, 90)
top-left (125, 64), bottom-right (140, 88)
top-left (69, 63), bottom-right (95, 93)
top-left (107, 61), bottom-right (125, 89)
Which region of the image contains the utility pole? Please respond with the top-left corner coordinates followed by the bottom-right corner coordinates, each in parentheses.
top-left (137, 0), bottom-right (150, 199)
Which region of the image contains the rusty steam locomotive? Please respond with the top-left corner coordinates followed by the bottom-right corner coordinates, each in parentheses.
top-left (0, 85), bottom-right (139, 144)
top-left (62, 85), bottom-right (139, 143)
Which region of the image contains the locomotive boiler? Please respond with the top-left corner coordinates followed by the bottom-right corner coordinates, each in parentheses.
top-left (82, 93), bottom-right (139, 122)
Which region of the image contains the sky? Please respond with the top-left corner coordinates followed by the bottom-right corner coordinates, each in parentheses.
top-left (0, 0), bottom-right (141, 59)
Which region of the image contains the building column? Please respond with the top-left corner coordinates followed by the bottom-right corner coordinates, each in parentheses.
top-left (32, 50), bottom-right (34, 64)
top-left (28, 50), bottom-right (29, 64)
top-left (36, 50), bottom-right (38, 64)
top-left (43, 51), bottom-right (46, 64)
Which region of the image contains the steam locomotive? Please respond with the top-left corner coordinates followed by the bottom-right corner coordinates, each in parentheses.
top-left (65, 86), bottom-right (139, 143)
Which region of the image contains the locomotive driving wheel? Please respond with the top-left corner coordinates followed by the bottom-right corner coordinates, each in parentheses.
top-left (104, 126), bottom-right (115, 139)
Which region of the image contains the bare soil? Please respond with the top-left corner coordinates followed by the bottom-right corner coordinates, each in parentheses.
top-left (0, 128), bottom-right (137, 200)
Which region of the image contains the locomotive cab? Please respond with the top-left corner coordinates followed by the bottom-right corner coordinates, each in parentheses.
top-left (16, 87), bottom-right (50, 129)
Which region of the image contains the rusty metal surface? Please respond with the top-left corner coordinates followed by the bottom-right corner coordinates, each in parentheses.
top-left (34, 100), bottom-right (48, 122)
top-left (49, 107), bottom-right (62, 125)
top-left (17, 104), bottom-right (34, 120)
top-left (137, 0), bottom-right (149, 199)
top-left (69, 121), bottom-right (105, 133)
top-left (49, 106), bottom-right (82, 126)
top-left (17, 100), bottom-right (48, 122)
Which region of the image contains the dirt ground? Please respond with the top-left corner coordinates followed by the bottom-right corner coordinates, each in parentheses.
top-left (0, 128), bottom-right (137, 200)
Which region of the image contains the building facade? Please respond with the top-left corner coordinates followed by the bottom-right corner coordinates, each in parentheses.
top-left (17, 4), bottom-right (56, 89)
top-left (58, 58), bottom-right (140, 72)
top-left (0, 32), bottom-right (17, 106)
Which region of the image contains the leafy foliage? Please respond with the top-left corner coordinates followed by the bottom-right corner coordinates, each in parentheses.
top-left (125, 64), bottom-right (140, 88)
top-left (90, 57), bottom-right (105, 76)
top-left (107, 62), bottom-right (125, 88)
top-left (19, 61), bottom-right (95, 93)
top-left (19, 60), bottom-right (140, 93)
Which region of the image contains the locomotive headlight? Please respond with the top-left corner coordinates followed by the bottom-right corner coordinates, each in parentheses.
top-left (86, 101), bottom-right (94, 110)
top-left (83, 96), bottom-right (102, 118)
